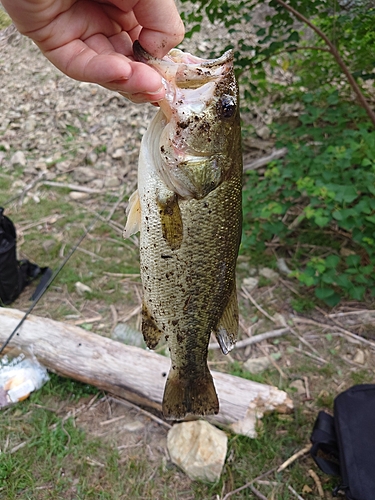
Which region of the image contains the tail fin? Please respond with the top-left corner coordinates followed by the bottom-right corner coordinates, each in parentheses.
top-left (162, 368), bottom-right (219, 420)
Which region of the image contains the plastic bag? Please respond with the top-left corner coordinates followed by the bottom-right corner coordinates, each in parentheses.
top-left (0, 351), bottom-right (49, 407)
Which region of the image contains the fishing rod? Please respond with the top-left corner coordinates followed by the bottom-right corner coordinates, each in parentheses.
top-left (0, 201), bottom-right (112, 355)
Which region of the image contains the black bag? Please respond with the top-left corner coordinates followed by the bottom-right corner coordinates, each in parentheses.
top-left (310, 384), bottom-right (375, 500)
top-left (0, 207), bottom-right (52, 305)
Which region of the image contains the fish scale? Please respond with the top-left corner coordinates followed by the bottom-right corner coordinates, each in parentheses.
top-left (124, 42), bottom-right (242, 419)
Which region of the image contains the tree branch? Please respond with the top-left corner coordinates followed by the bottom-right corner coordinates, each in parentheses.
top-left (273, 0), bottom-right (375, 128)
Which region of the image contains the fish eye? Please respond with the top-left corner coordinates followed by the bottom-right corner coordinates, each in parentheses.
top-left (218, 95), bottom-right (236, 119)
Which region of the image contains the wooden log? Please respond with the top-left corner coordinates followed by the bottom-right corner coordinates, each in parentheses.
top-left (0, 308), bottom-right (293, 436)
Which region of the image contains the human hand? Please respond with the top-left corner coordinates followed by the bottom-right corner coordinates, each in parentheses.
top-left (2, 0), bottom-right (185, 103)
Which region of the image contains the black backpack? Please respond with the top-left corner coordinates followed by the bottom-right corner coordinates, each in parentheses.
top-left (310, 384), bottom-right (375, 500)
top-left (0, 207), bottom-right (51, 305)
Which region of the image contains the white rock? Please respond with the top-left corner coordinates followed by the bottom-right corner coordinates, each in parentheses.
top-left (69, 191), bottom-right (90, 200)
top-left (242, 277), bottom-right (259, 292)
top-left (259, 267), bottom-right (279, 282)
top-left (112, 148), bottom-right (124, 160)
top-left (243, 353), bottom-right (281, 374)
top-left (255, 125), bottom-right (271, 140)
top-left (167, 420), bottom-right (227, 482)
top-left (10, 150), bottom-right (26, 167)
top-left (122, 421), bottom-right (145, 432)
top-left (353, 349), bottom-right (365, 365)
top-left (75, 282), bottom-right (93, 295)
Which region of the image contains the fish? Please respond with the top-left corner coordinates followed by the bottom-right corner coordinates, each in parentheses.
top-left (124, 41), bottom-right (242, 420)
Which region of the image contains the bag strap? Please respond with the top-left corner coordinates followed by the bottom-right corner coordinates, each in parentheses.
top-left (310, 411), bottom-right (341, 476)
top-left (30, 267), bottom-right (53, 301)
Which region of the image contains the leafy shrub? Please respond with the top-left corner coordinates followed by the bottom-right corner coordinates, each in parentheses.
top-left (242, 90), bottom-right (375, 305)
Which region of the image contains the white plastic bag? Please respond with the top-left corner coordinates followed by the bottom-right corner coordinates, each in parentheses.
top-left (0, 352), bottom-right (49, 407)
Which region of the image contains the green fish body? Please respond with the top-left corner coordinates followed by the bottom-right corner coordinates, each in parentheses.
top-left (124, 43), bottom-right (242, 419)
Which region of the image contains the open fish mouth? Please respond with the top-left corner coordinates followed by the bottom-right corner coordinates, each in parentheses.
top-left (133, 41), bottom-right (236, 200)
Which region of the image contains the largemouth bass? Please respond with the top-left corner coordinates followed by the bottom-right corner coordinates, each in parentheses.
top-left (124, 41), bottom-right (242, 420)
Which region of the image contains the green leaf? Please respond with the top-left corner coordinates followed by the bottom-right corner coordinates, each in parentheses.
top-left (345, 255), bottom-right (361, 267)
top-left (315, 287), bottom-right (335, 299)
top-left (349, 286), bottom-right (366, 300)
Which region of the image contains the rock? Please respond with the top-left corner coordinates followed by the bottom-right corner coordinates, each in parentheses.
top-left (289, 379), bottom-right (305, 395)
top-left (112, 148), bottom-right (124, 160)
top-left (353, 349), bottom-right (365, 365)
top-left (243, 353), bottom-right (281, 374)
top-left (42, 239), bottom-right (55, 252)
top-left (276, 258), bottom-right (292, 275)
top-left (167, 420), bottom-right (227, 482)
top-left (10, 150), bottom-right (26, 167)
top-left (69, 191), bottom-right (90, 200)
top-left (75, 282), bottom-right (93, 295)
top-left (112, 323), bottom-right (146, 348)
top-left (242, 277), bottom-right (259, 292)
top-left (72, 166), bottom-right (97, 183)
top-left (104, 176), bottom-right (121, 188)
top-left (255, 125), bottom-right (271, 140)
top-left (259, 267), bottom-right (279, 282)
top-left (86, 152), bottom-right (98, 165)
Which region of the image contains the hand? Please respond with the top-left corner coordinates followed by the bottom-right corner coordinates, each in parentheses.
top-left (2, 0), bottom-right (184, 103)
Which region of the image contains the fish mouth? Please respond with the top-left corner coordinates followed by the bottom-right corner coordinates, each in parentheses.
top-left (134, 41), bottom-right (234, 199)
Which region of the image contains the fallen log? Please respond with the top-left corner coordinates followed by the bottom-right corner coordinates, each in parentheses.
top-left (0, 308), bottom-right (293, 437)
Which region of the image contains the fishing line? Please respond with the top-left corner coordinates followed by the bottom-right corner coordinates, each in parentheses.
top-left (0, 201), bottom-right (112, 355)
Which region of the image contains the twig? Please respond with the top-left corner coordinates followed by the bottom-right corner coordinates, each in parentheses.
top-left (222, 468), bottom-right (278, 500)
top-left (100, 415), bottom-right (127, 426)
top-left (293, 347), bottom-right (327, 365)
top-left (273, 0), bottom-right (375, 127)
top-left (249, 485), bottom-right (268, 500)
top-left (287, 485), bottom-right (305, 500)
top-left (241, 286), bottom-right (275, 323)
top-left (74, 315), bottom-right (102, 326)
top-left (209, 328), bottom-right (288, 350)
top-left (106, 185), bottom-right (125, 221)
top-left (42, 181), bottom-right (105, 194)
top-left (259, 344), bottom-right (287, 379)
top-left (328, 309), bottom-right (375, 318)
top-left (18, 171), bottom-right (46, 206)
top-left (293, 317), bottom-right (375, 350)
top-left (277, 444), bottom-right (311, 473)
top-left (308, 469), bottom-right (324, 498)
top-left (243, 148), bottom-right (288, 171)
top-left (75, 246), bottom-right (106, 260)
top-left (110, 304), bottom-right (118, 333)
top-left (108, 396), bottom-right (171, 429)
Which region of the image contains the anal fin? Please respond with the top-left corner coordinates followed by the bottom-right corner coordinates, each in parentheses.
top-left (162, 367), bottom-right (219, 420)
top-left (123, 190), bottom-right (141, 239)
top-left (214, 282), bottom-right (239, 355)
top-left (141, 302), bottom-right (163, 349)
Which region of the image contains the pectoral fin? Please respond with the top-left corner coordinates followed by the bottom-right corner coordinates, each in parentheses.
top-left (157, 189), bottom-right (183, 250)
top-left (123, 190), bottom-right (141, 239)
top-left (142, 303), bottom-right (163, 349)
top-left (214, 283), bottom-right (239, 355)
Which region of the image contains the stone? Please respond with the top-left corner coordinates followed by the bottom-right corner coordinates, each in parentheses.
top-left (353, 349), bottom-right (365, 365)
top-left (243, 353), bottom-right (281, 374)
top-left (10, 151), bottom-right (26, 167)
top-left (69, 191), bottom-right (90, 200)
top-left (259, 267), bottom-right (279, 282)
top-left (289, 379), bottom-right (305, 395)
top-left (255, 125), bottom-right (271, 140)
top-left (112, 148), bottom-right (124, 160)
top-left (72, 166), bottom-right (97, 183)
top-left (104, 176), bottom-right (121, 188)
top-left (242, 277), bottom-right (259, 292)
top-left (167, 420), bottom-right (227, 482)
top-left (75, 282), bottom-right (93, 295)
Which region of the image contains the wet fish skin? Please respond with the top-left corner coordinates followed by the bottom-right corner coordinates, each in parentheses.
top-left (126, 43), bottom-right (242, 419)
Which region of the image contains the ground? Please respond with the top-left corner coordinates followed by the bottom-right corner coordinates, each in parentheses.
top-left (0, 18), bottom-right (375, 500)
